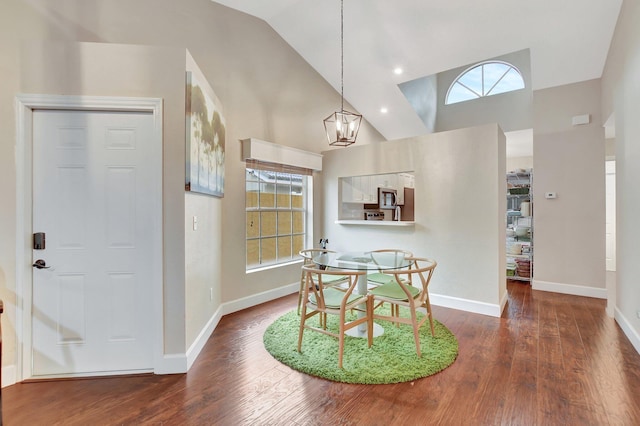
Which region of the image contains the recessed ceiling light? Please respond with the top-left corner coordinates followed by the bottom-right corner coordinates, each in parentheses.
top-left (393, 67), bottom-right (403, 75)
top-left (380, 107), bottom-right (388, 114)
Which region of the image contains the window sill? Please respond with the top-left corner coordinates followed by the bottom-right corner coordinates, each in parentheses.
top-left (246, 259), bottom-right (302, 274)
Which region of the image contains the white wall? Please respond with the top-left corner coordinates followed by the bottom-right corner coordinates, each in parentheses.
top-left (532, 79), bottom-right (606, 296)
top-left (322, 124), bottom-right (507, 316)
top-left (601, 0), bottom-right (640, 352)
top-left (184, 53), bottom-right (224, 348)
top-left (506, 156), bottom-right (533, 172)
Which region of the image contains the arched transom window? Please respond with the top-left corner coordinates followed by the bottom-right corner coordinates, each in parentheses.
top-left (445, 61), bottom-right (525, 105)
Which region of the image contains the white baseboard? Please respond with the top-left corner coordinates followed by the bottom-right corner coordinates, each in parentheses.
top-left (615, 307), bottom-right (640, 356)
top-left (3, 283), bottom-right (299, 383)
top-left (499, 290), bottom-right (509, 315)
top-left (185, 305), bottom-right (224, 370)
top-left (2, 365), bottom-right (16, 388)
top-left (12, 282), bottom-right (519, 381)
top-left (2, 356), bottom-right (182, 384)
top-left (181, 284), bottom-right (503, 374)
top-left (153, 353), bottom-right (188, 375)
top-left (532, 280), bottom-right (607, 299)
top-left (531, 280), bottom-right (639, 356)
top-left (159, 282), bottom-right (299, 375)
top-left (7, 280), bottom-right (630, 384)
top-left (430, 293), bottom-right (504, 317)
top-left (222, 282), bottom-right (299, 315)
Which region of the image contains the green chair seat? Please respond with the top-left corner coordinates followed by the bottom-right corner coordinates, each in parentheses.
top-left (367, 272), bottom-right (396, 284)
top-left (368, 272), bottom-right (410, 285)
top-left (309, 288), bottom-right (364, 308)
top-left (317, 274), bottom-right (347, 284)
top-left (369, 281), bottom-right (420, 300)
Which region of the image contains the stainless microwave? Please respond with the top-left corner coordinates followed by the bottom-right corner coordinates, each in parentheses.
top-left (378, 187), bottom-right (397, 210)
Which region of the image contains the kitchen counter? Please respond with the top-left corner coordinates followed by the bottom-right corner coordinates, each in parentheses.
top-left (335, 220), bottom-right (415, 227)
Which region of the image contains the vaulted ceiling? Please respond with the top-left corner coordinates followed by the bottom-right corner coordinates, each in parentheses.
top-left (212, 0), bottom-right (622, 142)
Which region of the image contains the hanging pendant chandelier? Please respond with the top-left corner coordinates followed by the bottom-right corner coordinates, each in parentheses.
top-left (323, 0), bottom-right (362, 147)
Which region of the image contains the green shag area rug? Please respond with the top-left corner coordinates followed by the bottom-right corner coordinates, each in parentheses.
top-left (263, 308), bottom-right (458, 384)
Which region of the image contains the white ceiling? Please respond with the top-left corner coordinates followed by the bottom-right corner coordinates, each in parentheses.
top-left (212, 0), bottom-right (622, 143)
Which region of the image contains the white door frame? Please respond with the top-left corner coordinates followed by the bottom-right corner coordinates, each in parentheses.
top-left (15, 94), bottom-right (164, 382)
top-left (605, 159), bottom-right (616, 317)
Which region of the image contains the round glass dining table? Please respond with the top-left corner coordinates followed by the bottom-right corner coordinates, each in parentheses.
top-left (311, 251), bottom-right (414, 337)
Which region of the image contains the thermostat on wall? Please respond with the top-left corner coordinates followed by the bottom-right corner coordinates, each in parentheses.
top-left (545, 192), bottom-right (557, 199)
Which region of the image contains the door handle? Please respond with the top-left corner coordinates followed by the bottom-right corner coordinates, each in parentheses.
top-left (32, 259), bottom-right (51, 269)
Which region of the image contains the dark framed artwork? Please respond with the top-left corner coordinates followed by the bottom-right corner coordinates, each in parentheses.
top-left (185, 71), bottom-right (226, 197)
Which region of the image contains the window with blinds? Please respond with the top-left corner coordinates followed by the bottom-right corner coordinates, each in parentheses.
top-left (245, 160), bottom-right (310, 270)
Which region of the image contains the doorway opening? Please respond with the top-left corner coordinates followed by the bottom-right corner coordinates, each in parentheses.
top-left (506, 128), bottom-right (533, 285)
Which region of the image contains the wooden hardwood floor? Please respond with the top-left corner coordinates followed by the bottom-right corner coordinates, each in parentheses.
top-left (4, 281), bottom-right (640, 425)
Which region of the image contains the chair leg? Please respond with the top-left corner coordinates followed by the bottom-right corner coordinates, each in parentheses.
top-left (320, 312), bottom-right (327, 329)
top-left (297, 272), bottom-right (305, 315)
top-left (394, 304), bottom-right (400, 327)
top-left (338, 313), bottom-right (345, 369)
top-left (297, 306), bottom-right (307, 353)
top-left (367, 296), bottom-right (373, 348)
top-left (425, 298), bottom-right (435, 336)
top-left (411, 312), bottom-right (422, 357)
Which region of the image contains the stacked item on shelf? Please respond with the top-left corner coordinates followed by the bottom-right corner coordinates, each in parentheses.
top-left (515, 258), bottom-right (531, 277)
top-left (508, 186), bottom-right (529, 195)
top-left (506, 240), bottom-right (532, 280)
top-left (507, 242), bottom-right (522, 255)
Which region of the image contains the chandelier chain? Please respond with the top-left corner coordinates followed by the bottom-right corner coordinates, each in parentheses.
top-left (340, 0), bottom-right (344, 111)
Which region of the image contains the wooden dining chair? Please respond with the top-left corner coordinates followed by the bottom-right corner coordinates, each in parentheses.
top-left (298, 265), bottom-right (372, 369)
top-left (367, 249), bottom-right (414, 286)
top-left (297, 249), bottom-right (347, 314)
top-left (369, 257), bottom-right (437, 357)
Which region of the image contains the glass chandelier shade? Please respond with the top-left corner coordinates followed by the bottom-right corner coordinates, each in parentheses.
top-left (323, 109), bottom-right (362, 147)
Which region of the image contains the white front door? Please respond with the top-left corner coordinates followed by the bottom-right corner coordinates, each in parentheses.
top-left (32, 109), bottom-right (155, 376)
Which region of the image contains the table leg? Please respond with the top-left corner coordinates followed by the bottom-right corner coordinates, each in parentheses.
top-left (344, 269), bottom-right (384, 338)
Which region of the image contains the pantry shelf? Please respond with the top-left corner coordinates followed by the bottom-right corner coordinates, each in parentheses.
top-left (506, 169), bottom-right (533, 283)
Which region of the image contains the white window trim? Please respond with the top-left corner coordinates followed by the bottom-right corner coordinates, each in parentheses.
top-left (445, 60), bottom-right (525, 105)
